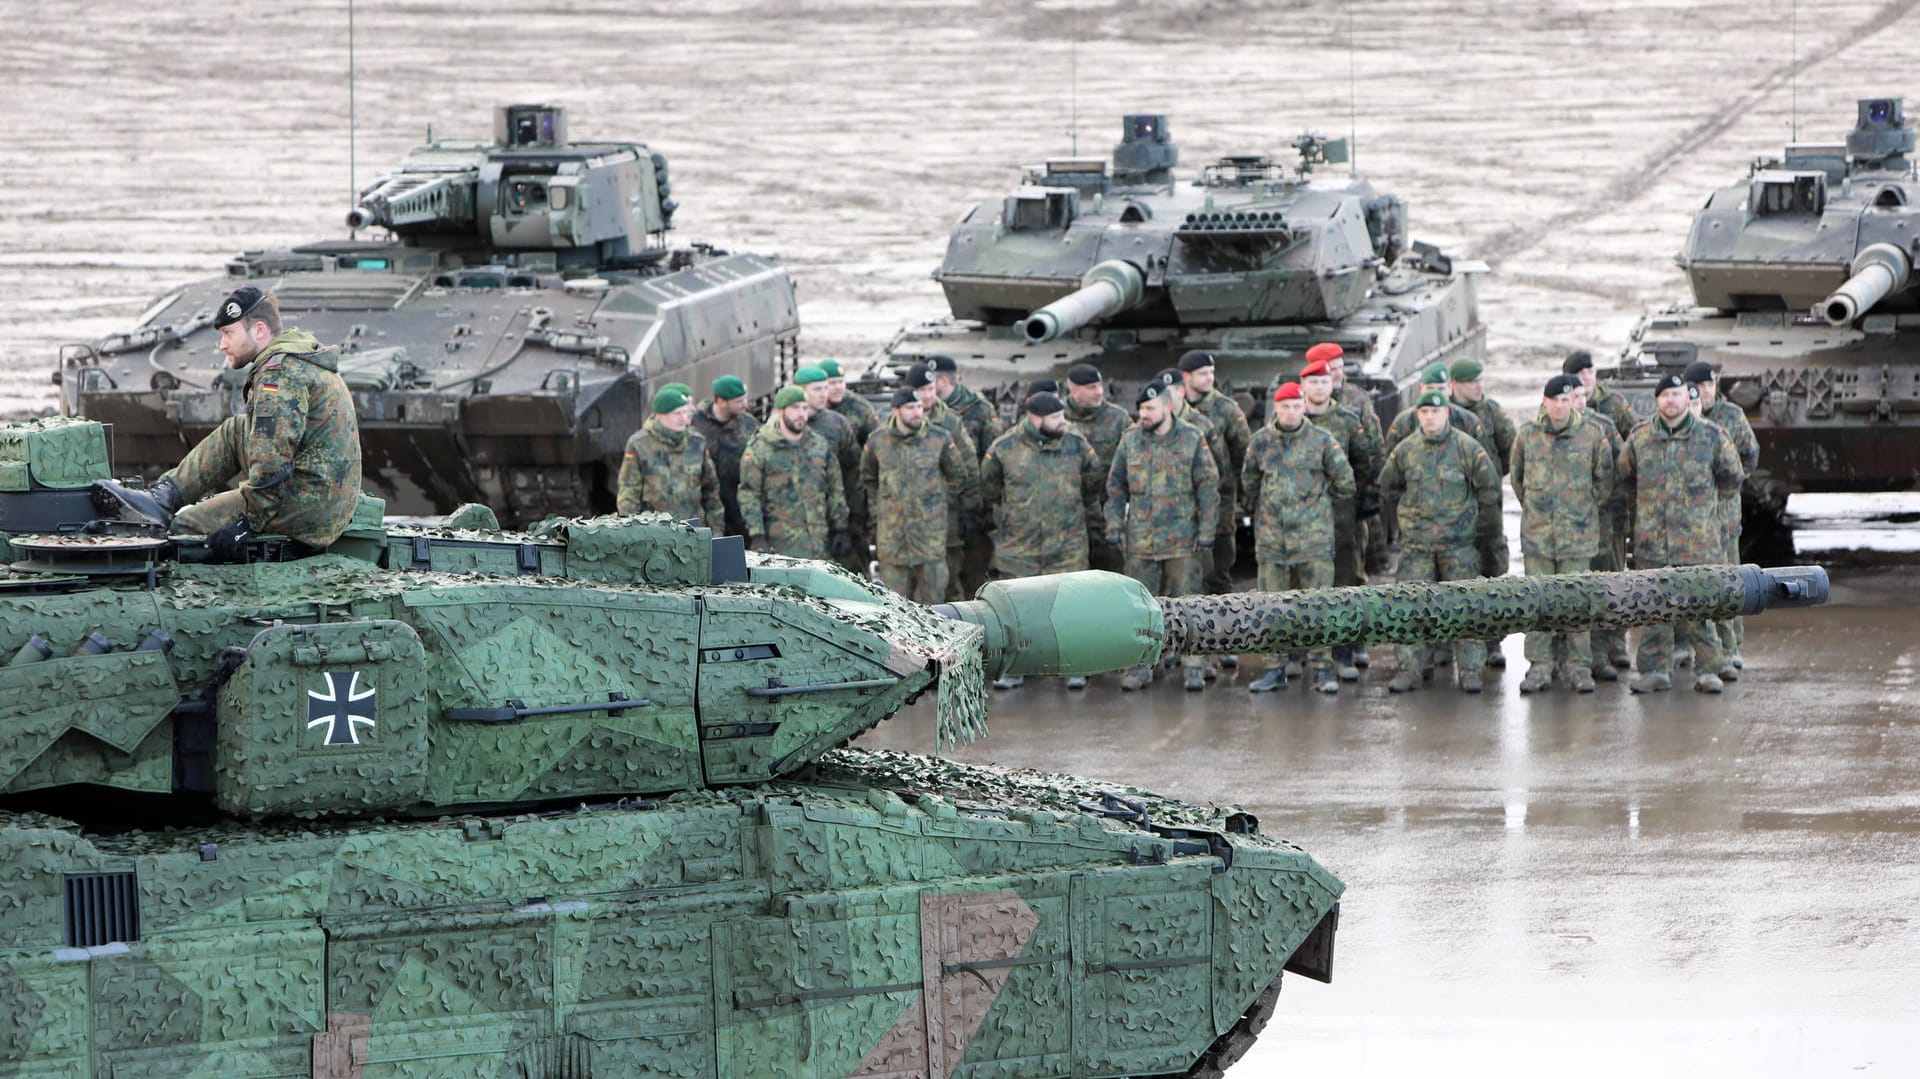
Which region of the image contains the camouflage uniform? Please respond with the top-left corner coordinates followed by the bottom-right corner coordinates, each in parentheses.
top-left (1338, 382), bottom-right (1391, 577)
top-left (1171, 400), bottom-right (1231, 568)
top-left (1706, 398), bottom-right (1760, 654)
top-left (925, 398), bottom-right (982, 600)
top-left (690, 401), bottom-right (758, 540)
top-left (1379, 426), bottom-right (1500, 674)
top-left (943, 384), bottom-right (1004, 599)
top-left (981, 420), bottom-right (1104, 577)
top-left (831, 392), bottom-right (881, 569)
top-left (1105, 417), bottom-right (1220, 674)
top-left (1187, 387), bottom-right (1253, 593)
top-left (1305, 400), bottom-right (1382, 588)
top-left (1456, 391), bottom-right (1518, 580)
top-left (165, 328), bottom-right (362, 547)
top-left (1616, 413), bottom-right (1744, 678)
top-left (737, 423), bottom-right (848, 559)
top-left (1584, 413), bottom-right (1630, 670)
top-left (1241, 417), bottom-right (1354, 671)
top-left (1588, 382), bottom-right (1637, 441)
top-left (830, 393), bottom-right (880, 448)
top-left (807, 406), bottom-right (866, 573)
top-left (614, 418), bottom-right (723, 526)
top-left (860, 416), bottom-right (970, 603)
top-left (1065, 396), bottom-right (1132, 572)
top-left (1509, 410), bottom-right (1615, 671)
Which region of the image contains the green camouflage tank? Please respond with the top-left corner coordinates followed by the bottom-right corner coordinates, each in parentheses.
top-left (0, 417), bottom-right (1829, 1076)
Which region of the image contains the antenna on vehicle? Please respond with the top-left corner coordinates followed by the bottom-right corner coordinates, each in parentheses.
top-left (1069, 0), bottom-right (1079, 155)
top-left (1348, 0), bottom-right (1359, 178)
top-left (348, 0), bottom-right (358, 238)
top-left (1789, 0), bottom-right (1798, 141)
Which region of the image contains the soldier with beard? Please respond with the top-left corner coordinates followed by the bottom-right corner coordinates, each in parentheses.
top-left (1063, 363), bottom-right (1131, 572)
top-left (616, 384), bottom-right (723, 526)
top-left (925, 355), bottom-right (1002, 599)
top-left (906, 363), bottom-right (982, 599)
top-left (690, 375), bottom-right (759, 539)
top-left (1510, 375), bottom-right (1615, 693)
top-left (862, 386), bottom-right (969, 604)
top-left (1178, 351), bottom-right (1252, 596)
top-left (1299, 355), bottom-right (1382, 681)
top-left (738, 385), bottom-right (849, 559)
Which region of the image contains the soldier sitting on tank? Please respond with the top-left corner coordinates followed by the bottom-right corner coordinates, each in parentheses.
top-left (92, 286), bottom-right (363, 561)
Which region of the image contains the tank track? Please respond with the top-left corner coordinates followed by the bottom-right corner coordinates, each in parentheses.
top-left (1156, 973), bottom-right (1284, 1079)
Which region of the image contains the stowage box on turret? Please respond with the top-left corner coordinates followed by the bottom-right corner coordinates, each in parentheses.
top-left (858, 115), bottom-right (1488, 427)
top-left (1603, 96), bottom-right (1920, 541)
top-left (0, 417), bottom-right (1829, 1075)
top-left (54, 104), bottom-right (802, 525)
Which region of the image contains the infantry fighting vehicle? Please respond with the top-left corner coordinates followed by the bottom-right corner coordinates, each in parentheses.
top-left (53, 104), bottom-right (801, 526)
top-left (0, 417), bottom-right (1828, 1076)
top-left (860, 114), bottom-right (1486, 426)
top-left (1604, 96), bottom-right (1920, 550)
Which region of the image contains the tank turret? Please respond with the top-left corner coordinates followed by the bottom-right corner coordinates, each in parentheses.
top-left (56, 105), bottom-right (799, 526)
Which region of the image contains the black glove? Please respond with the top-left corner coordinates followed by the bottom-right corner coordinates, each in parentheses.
top-left (748, 536), bottom-right (769, 553)
top-left (205, 517), bottom-right (256, 563)
top-left (829, 530), bottom-right (852, 558)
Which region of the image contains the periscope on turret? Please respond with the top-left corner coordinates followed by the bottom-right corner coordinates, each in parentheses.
top-left (1602, 96), bottom-right (1920, 540)
top-left (0, 414), bottom-right (1834, 1075)
top-left (52, 104), bottom-right (802, 527)
top-left (856, 113), bottom-right (1487, 432)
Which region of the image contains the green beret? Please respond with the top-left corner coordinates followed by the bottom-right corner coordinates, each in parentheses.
top-left (817, 359), bottom-right (844, 378)
top-left (1421, 362), bottom-right (1450, 385)
top-left (1415, 390), bottom-right (1448, 409)
top-left (664, 382), bottom-right (693, 396)
top-left (652, 386), bottom-right (691, 413)
top-left (712, 374), bottom-right (747, 400)
top-left (1449, 356), bottom-right (1483, 382)
top-left (773, 385), bottom-right (807, 410)
top-left (793, 365), bottom-right (827, 385)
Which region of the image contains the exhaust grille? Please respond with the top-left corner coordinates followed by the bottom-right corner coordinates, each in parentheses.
top-left (63, 871), bottom-right (140, 947)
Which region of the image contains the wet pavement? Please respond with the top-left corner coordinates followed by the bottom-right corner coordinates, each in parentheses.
top-left (858, 566), bottom-right (1920, 1077)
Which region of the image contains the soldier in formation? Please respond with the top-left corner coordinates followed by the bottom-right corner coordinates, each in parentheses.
top-left (1178, 351), bottom-right (1253, 598)
top-left (821, 359), bottom-right (880, 569)
top-left (691, 375), bottom-right (758, 538)
top-left (861, 385), bottom-right (970, 605)
top-left (1380, 390), bottom-right (1501, 693)
top-left (925, 355), bottom-right (1002, 598)
top-left (616, 384), bottom-right (723, 525)
top-left (92, 286), bottom-right (363, 559)
top-left (793, 365), bottom-right (865, 573)
top-left (979, 391), bottom-right (1106, 689)
top-left (1562, 352), bottom-right (1636, 678)
top-left (1299, 354), bottom-right (1381, 680)
top-left (1241, 381), bottom-right (1355, 694)
top-left (1105, 379), bottom-right (1219, 692)
top-left (1687, 361), bottom-right (1759, 670)
top-left (737, 384), bottom-right (848, 560)
top-left (1063, 363), bottom-right (1132, 573)
top-left (1509, 374), bottom-right (1616, 693)
top-left (1448, 356), bottom-right (1516, 667)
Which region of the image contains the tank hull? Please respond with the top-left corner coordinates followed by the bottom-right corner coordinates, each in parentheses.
top-left (0, 749), bottom-right (1341, 1078)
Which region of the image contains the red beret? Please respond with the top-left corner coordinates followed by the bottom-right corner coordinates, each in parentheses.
top-left (1304, 342), bottom-right (1344, 365)
top-left (1273, 382), bottom-right (1303, 402)
top-left (1298, 358), bottom-right (1330, 379)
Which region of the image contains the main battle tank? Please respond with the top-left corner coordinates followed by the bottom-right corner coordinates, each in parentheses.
top-left (1603, 96), bottom-right (1920, 548)
top-left (0, 417), bottom-right (1829, 1076)
top-left (53, 103), bottom-right (801, 525)
top-left (859, 114), bottom-right (1487, 426)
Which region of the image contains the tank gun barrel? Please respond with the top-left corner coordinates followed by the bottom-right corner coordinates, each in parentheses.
top-left (1020, 259), bottom-right (1147, 344)
top-left (1820, 242), bottom-right (1910, 326)
top-left (937, 566), bottom-right (1828, 678)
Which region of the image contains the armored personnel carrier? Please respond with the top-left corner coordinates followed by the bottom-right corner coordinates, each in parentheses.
top-left (1603, 96), bottom-right (1920, 548)
top-left (54, 104), bottom-right (801, 525)
top-left (0, 417), bottom-right (1828, 1076)
top-left (860, 114), bottom-right (1486, 426)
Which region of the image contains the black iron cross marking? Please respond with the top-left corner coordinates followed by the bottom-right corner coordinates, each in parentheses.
top-left (306, 671), bottom-right (377, 746)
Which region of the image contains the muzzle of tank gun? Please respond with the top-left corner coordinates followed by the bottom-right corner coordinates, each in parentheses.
top-left (1820, 242), bottom-right (1910, 326)
top-left (1020, 259), bottom-right (1147, 344)
top-left (346, 206), bottom-right (383, 230)
top-left (932, 571), bottom-right (1166, 679)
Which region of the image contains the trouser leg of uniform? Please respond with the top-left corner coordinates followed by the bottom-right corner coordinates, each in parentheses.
top-left (1206, 528), bottom-right (1236, 594)
top-left (962, 533), bottom-right (993, 600)
top-left (1394, 548), bottom-right (1438, 673)
top-left (1686, 602), bottom-right (1723, 676)
top-left (1591, 525), bottom-right (1627, 665)
top-left (1261, 561), bottom-right (1335, 670)
top-left (945, 543), bottom-right (966, 601)
top-left (1477, 529), bottom-right (1509, 658)
top-left (1331, 499), bottom-right (1360, 587)
top-left (1089, 541), bottom-right (1124, 573)
top-left (1172, 553), bottom-right (1205, 670)
top-left (1522, 553), bottom-right (1592, 670)
top-left (170, 488), bottom-right (248, 536)
top-left (1363, 500), bottom-right (1391, 577)
top-left (161, 414), bottom-right (247, 506)
top-left (1436, 545), bottom-right (1487, 671)
top-left (1722, 533), bottom-right (1744, 650)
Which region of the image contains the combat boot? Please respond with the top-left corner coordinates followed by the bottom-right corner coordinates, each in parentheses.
top-left (1352, 645), bottom-right (1372, 669)
top-left (1458, 671), bottom-right (1483, 694)
top-left (1218, 654), bottom-right (1239, 670)
top-left (1694, 672), bottom-right (1724, 694)
top-left (1519, 666), bottom-right (1553, 694)
top-left (1248, 669), bottom-right (1287, 693)
top-left (1485, 647), bottom-right (1506, 669)
top-left (1590, 662), bottom-right (1618, 683)
top-left (1387, 671), bottom-right (1420, 694)
top-left (1728, 652), bottom-right (1745, 670)
top-left (90, 477), bottom-right (181, 528)
top-left (1674, 648), bottom-right (1693, 668)
top-left (1629, 672), bottom-right (1672, 694)
top-left (1333, 645), bottom-right (1360, 682)
top-left (991, 675), bottom-right (1025, 690)
top-left (1120, 666), bottom-right (1152, 692)
top-left (1065, 676), bottom-right (1088, 691)
top-left (1570, 667), bottom-right (1597, 694)
top-left (1312, 667), bottom-right (1339, 695)
top-left (1608, 648), bottom-right (1632, 670)
top-left (1184, 665), bottom-right (1206, 692)
top-left (1717, 664), bottom-right (1739, 683)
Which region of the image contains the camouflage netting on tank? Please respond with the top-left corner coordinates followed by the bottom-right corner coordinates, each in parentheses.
top-left (1162, 566), bottom-right (1759, 655)
top-left (0, 417), bottom-right (110, 491)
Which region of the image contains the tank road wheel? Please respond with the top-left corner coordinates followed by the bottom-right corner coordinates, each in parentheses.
top-left (1139, 974), bottom-right (1283, 1079)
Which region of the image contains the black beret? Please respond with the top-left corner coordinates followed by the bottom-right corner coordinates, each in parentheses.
top-left (1067, 363), bottom-right (1103, 385)
top-left (1683, 361), bottom-right (1716, 384)
top-left (890, 386), bottom-right (918, 409)
top-left (1136, 382), bottom-right (1167, 406)
top-left (1154, 368), bottom-right (1182, 389)
top-left (1026, 378), bottom-right (1059, 396)
top-left (903, 363), bottom-right (934, 389)
top-left (1025, 391), bottom-right (1065, 416)
top-left (1654, 373), bottom-right (1688, 394)
top-left (1561, 350), bottom-right (1595, 375)
top-left (1543, 374), bottom-right (1578, 398)
top-left (925, 354), bottom-right (959, 375)
top-left (1177, 350), bottom-right (1216, 373)
top-left (213, 286), bottom-right (267, 328)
